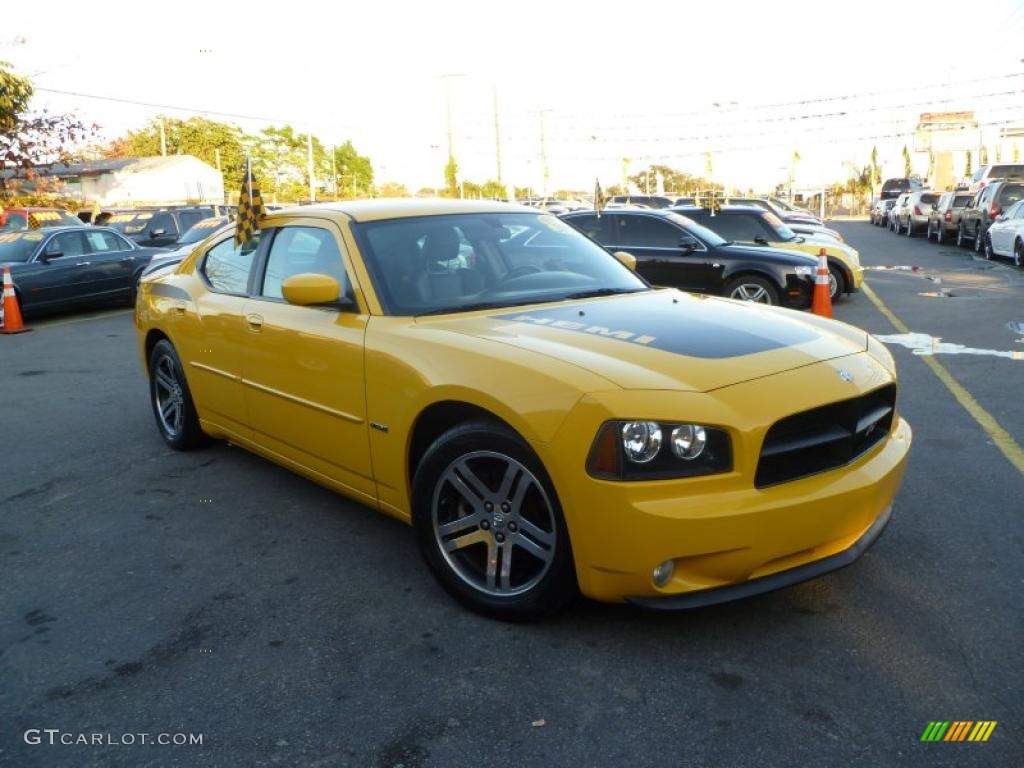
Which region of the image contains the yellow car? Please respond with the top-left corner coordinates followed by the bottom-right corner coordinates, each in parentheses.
top-left (685, 206), bottom-right (864, 299)
top-left (135, 199), bottom-right (911, 618)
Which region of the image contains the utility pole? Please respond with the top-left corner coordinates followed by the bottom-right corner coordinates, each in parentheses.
top-left (307, 132), bottom-right (315, 202)
top-left (438, 73), bottom-right (466, 196)
top-left (330, 146), bottom-right (338, 199)
top-left (493, 85), bottom-right (503, 189)
top-left (536, 109), bottom-right (551, 197)
top-left (159, 118), bottom-right (167, 157)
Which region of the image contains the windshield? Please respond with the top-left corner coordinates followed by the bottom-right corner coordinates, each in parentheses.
top-left (665, 212), bottom-right (728, 246)
top-left (177, 217), bottom-right (229, 245)
top-left (761, 211), bottom-right (797, 240)
top-left (352, 212), bottom-right (649, 316)
top-left (106, 212), bottom-right (153, 235)
top-left (0, 231), bottom-right (45, 262)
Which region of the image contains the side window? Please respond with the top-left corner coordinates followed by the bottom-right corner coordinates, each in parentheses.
top-left (179, 211), bottom-right (204, 231)
top-left (566, 214), bottom-right (610, 242)
top-left (614, 216), bottom-right (680, 247)
top-left (261, 226), bottom-right (348, 300)
top-left (84, 230), bottom-right (127, 253)
top-left (149, 213), bottom-right (177, 237)
top-left (703, 215), bottom-right (760, 242)
top-left (202, 234), bottom-right (259, 294)
top-left (48, 232), bottom-right (88, 258)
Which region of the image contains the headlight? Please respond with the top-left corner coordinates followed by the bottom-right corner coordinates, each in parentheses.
top-left (794, 265), bottom-right (814, 276)
top-left (588, 420), bottom-right (732, 480)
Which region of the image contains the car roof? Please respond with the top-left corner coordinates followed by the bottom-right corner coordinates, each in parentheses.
top-left (265, 198), bottom-right (535, 224)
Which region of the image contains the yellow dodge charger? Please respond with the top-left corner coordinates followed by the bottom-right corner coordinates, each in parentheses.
top-left (135, 199), bottom-right (911, 618)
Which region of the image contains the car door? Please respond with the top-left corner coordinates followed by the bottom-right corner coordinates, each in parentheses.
top-left (607, 213), bottom-right (712, 291)
top-left (180, 232), bottom-right (264, 437)
top-left (26, 231), bottom-right (103, 306)
top-left (241, 219), bottom-right (374, 499)
top-left (81, 229), bottom-right (137, 297)
top-left (992, 201), bottom-right (1022, 254)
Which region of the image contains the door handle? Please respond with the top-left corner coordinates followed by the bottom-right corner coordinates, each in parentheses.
top-left (246, 313), bottom-right (263, 331)
top-left (75, 261), bottom-right (92, 267)
top-left (120, 256), bottom-right (134, 261)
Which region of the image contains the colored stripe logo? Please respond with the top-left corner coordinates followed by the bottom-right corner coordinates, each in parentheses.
top-left (920, 721), bottom-right (997, 742)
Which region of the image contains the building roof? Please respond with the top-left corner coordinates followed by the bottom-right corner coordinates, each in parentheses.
top-left (0, 155), bottom-right (215, 179)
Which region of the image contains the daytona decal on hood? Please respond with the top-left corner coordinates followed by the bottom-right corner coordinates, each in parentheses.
top-left (494, 296), bottom-right (818, 359)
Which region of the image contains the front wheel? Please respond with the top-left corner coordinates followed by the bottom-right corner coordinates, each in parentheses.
top-left (412, 422), bottom-right (577, 619)
top-left (1014, 240), bottom-right (1023, 268)
top-left (828, 264), bottom-right (845, 300)
top-left (984, 234), bottom-right (994, 260)
top-left (725, 275), bottom-right (780, 305)
top-left (148, 339), bottom-right (208, 450)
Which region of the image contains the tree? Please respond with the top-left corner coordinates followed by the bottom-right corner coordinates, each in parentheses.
top-left (116, 115), bottom-right (246, 189)
top-left (627, 164), bottom-right (720, 194)
top-left (444, 155), bottom-right (459, 197)
top-left (332, 141), bottom-right (373, 197)
top-left (902, 145), bottom-right (912, 178)
top-left (965, 150), bottom-right (972, 178)
top-left (376, 182), bottom-right (408, 198)
top-left (1, 61), bottom-right (95, 192)
top-left (980, 145), bottom-right (989, 166)
top-left (479, 180), bottom-right (506, 199)
top-left (870, 146), bottom-right (881, 193)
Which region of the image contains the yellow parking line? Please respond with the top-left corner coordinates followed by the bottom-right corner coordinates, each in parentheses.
top-left (863, 282), bottom-right (1024, 477)
top-left (32, 309), bottom-right (132, 330)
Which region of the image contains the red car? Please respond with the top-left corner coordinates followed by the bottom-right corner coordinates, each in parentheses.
top-left (0, 207), bottom-right (84, 231)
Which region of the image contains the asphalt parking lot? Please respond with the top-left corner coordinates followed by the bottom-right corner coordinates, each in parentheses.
top-left (2, 222), bottom-right (1022, 768)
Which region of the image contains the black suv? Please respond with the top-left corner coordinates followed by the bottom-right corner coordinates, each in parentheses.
top-left (561, 209), bottom-right (816, 308)
top-left (957, 180), bottom-right (1024, 253)
top-left (123, 206), bottom-right (223, 248)
top-left (880, 177), bottom-right (922, 201)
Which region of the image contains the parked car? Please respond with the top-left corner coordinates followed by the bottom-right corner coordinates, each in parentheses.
top-left (135, 198), bottom-right (911, 617)
top-left (957, 180), bottom-right (1024, 252)
top-left (0, 207), bottom-right (84, 231)
top-left (561, 208), bottom-right (816, 308)
top-left (887, 194), bottom-right (911, 231)
top-left (0, 226), bottom-right (164, 316)
top-left (892, 191), bottom-right (941, 236)
top-left (787, 221), bottom-right (845, 242)
top-left (672, 205), bottom-right (862, 299)
top-left (871, 199), bottom-right (895, 226)
top-left (982, 199), bottom-right (1024, 266)
top-left (925, 192), bottom-right (974, 243)
top-left (879, 177), bottom-right (922, 201)
top-left (724, 197), bottom-right (823, 226)
top-left (141, 217), bottom-right (232, 276)
top-left (123, 206), bottom-right (222, 248)
top-left (967, 164), bottom-right (1024, 193)
top-left (606, 195), bottom-right (673, 209)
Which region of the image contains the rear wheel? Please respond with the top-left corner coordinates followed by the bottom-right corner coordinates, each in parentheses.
top-left (725, 275), bottom-right (780, 305)
top-left (974, 226), bottom-right (985, 253)
top-left (905, 218), bottom-right (914, 237)
top-left (956, 225), bottom-right (966, 248)
top-left (1014, 239), bottom-right (1023, 268)
top-left (148, 339), bottom-right (207, 450)
top-left (984, 233), bottom-right (994, 260)
top-left (412, 422), bottom-right (576, 619)
top-left (936, 224), bottom-right (946, 244)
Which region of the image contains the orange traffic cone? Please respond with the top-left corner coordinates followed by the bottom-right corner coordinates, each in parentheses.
top-left (811, 248), bottom-right (832, 318)
top-left (0, 265), bottom-right (30, 334)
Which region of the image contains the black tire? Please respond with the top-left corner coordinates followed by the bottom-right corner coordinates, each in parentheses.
top-left (1014, 239), bottom-right (1023, 268)
top-left (936, 225), bottom-right (946, 244)
top-left (724, 274), bottom-right (780, 305)
top-left (956, 225), bottom-right (966, 248)
top-left (974, 226), bottom-right (985, 253)
top-left (828, 264), bottom-right (846, 300)
top-left (905, 219), bottom-right (914, 237)
top-left (148, 339), bottom-right (208, 450)
top-left (983, 233), bottom-right (994, 260)
top-left (411, 421), bottom-right (577, 620)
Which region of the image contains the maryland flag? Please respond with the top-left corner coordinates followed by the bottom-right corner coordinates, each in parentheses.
top-left (27, 213), bottom-right (41, 229)
top-left (594, 178), bottom-right (606, 216)
top-left (235, 158), bottom-right (266, 248)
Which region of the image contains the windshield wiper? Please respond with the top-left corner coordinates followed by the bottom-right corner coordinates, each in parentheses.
top-left (562, 287), bottom-right (645, 300)
top-left (416, 297), bottom-right (554, 316)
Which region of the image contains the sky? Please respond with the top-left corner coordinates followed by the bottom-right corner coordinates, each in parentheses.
top-left (5, 0), bottom-right (1024, 194)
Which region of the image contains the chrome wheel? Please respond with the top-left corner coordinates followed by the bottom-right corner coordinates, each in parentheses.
top-left (983, 234), bottom-right (993, 260)
top-left (432, 451), bottom-right (557, 598)
top-left (730, 282), bottom-right (771, 303)
top-left (153, 353), bottom-right (185, 437)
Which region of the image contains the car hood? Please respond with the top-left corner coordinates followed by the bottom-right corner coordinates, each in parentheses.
top-left (417, 290), bottom-right (867, 392)
top-left (719, 242), bottom-right (818, 266)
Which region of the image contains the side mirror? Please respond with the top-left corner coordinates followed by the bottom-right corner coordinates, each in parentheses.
top-left (612, 251), bottom-right (637, 271)
top-left (753, 236), bottom-right (769, 245)
top-left (281, 273), bottom-right (347, 307)
top-left (40, 250), bottom-right (62, 262)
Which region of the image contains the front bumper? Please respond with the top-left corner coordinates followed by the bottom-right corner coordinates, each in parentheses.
top-left (542, 359), bottom-right (911, 604)
top-left (628, 501), bottom-right (893, 609)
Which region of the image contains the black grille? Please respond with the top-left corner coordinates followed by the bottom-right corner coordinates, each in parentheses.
top-left (755, 385), bottom-right (896, 488)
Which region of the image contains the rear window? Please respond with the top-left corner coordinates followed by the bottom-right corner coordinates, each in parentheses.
top-left (997, 184), bottom-right (1024, 206)
top-left (952, 195), bottom-right (973, 208)
top-left (920, 193), bottom-right (939, 205)
top-left (988, 165), bottom-right (1024, 179)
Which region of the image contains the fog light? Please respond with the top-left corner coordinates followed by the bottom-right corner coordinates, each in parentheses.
top-left (671, 424), bottom-right (707, 460)
top-left (652, 559), bottom-right (675, 587)
top-left (621, 421), bottom-right (662, 464)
